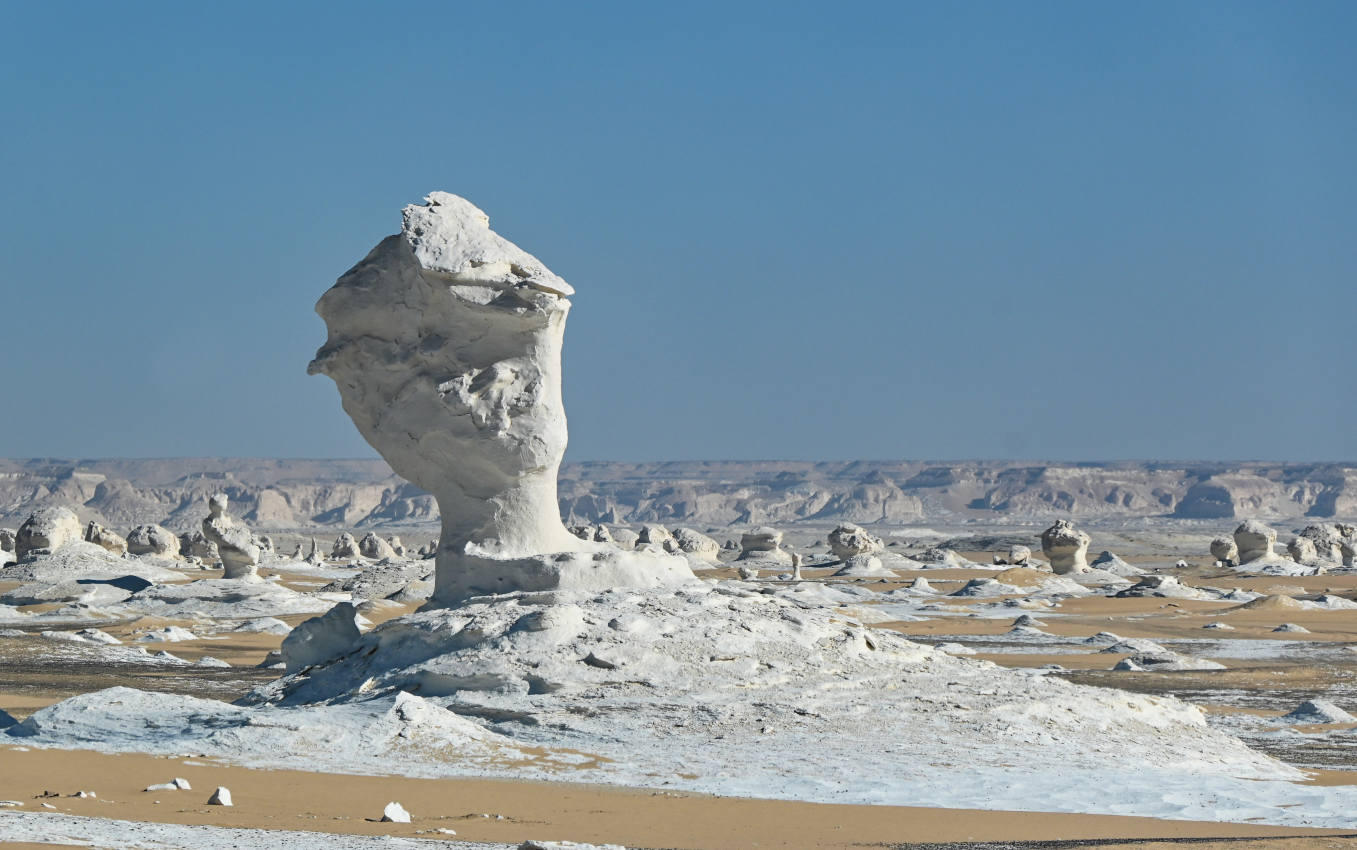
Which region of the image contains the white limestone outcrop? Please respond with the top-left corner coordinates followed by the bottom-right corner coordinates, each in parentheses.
top-left (1234, 520), bottom-right (1277, 565)
top-left (672, 528), bottom-right (720, 561)
top-left (331, 533), bottom-right (361, 560)
top-left (359, 532), bottom-right (396, 561)
top-left (126, 524), bottom-right (180, 558)
top-left (1287, 536), bottom-right (1317, 565)
top-left (309, 192), bottom-right (692, 604)
top-left (201, 494), bottom-right (260, 579)
top-left (15, 507), bottom-right (82, 559)
top-left (83, 521), bottom-right (127, 556)
top-left (281, 602), bottom-right (363, 674)
top-left (827, 523), bottom-right (883, 561)
top-left (1040, 519), bottom-right (1091, 574)
top-left (1209, 537), bottom-right (1238, 566)
top-left (737, 526), bottom-right (793, 566)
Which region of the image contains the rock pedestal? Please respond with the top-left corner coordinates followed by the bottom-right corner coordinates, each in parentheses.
top-left (1040, 519), bottom-right (1091, 574)
top-left (310, 193), bottom-right (692, 604)
top-left (1234, 520), bottom-right (1276, 564)
top-left (201, 494), bottom-right (261, 579)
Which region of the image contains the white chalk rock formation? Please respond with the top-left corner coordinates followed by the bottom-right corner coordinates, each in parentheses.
top-left (1006, 544), bottom-right (1032, 566)
top-left (636, 524), bottom-right (674, 549)
top-left (83, 522), bottom-right (127, 556)
top-left (1209, 537), bottom-right (1238, 566)
top-left (179, 530), bottom-right (217, 560)
top-left (331, 533), bottom-right (361, 560)
top-left (359, 532), bottom-right (397, 561)
top-left (381, 801), bottom-right (411, 823)
top-left (280, 602), bottom-right (363, 674)
top-left (15, 507), bottom-right (82, 559)
top-left (0, 528), bottom-right (15, 552)
top-left (736, 527), bottom-right (792, 566)
top-left (201, 494), bottom-right (260, 579)
top-left (309, 192), bottom-right (692, 604)
top-left (1234, 520), bottom-right (1277, 565)
top-left (1286, 536), bottom-right (1317, 565)
top-left (827, 523), bottom-right (883, 561)
top-left (207, 786), bottom-right (232, 806)
top-left (672, 528), bottom-right (720, 561)
top-left (126, 524), bottom-right (179, 558)
top-left (1040, 519), bottom-right (1091, 574)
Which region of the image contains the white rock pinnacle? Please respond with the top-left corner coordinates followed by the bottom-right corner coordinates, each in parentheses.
top-left (310, 193), bottom-right (692, 603)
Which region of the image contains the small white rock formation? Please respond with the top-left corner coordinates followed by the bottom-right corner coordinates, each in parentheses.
top-left (1039, 519), bottom-right (1091, 574)
top-left (179, 530), bottom-right (218, 560)
top-left (671, 527), bottom-right (720, 561)
top-left (1006, 544), bottom-right (1032, 566)
top-left (305, 538), bottom-right (324, 566)
top-left (126, 524), bottom-right (180, 558)
top-left (83, 522), bottom-right (127, 556)
top-left (1234, 519), bottom-right (1277, 564)
top-left (381, 801), bottom-right (411, 823)
top-left (737, 527), bottom-right (793, 565)
top-left (332, 533), bottom-right (361, 560)
top-left (359, 532), bottom-right (397, 560)
top-left (15, 506), bottom-right (82, 559)
top-left (1209, 536), bottom-right (1238, 566)
top-left (207, 786), bottom-right (233, 806)
top-left (0, 528), bottom-right (16, 552)
top-left (309, 192), bottom-right (692, 604)
top-left (280, 602), bottom-right (363, 674)
top-left (388, 536), bottom-right (406, 557)
top-left (636, 524), bottom-right (674, 549)
top-left (201, 494), bottom-right (260, 579)
top-left (1342, 539), bottom-right (1357, 568)
top-left (827, 523), bottom-right (883, 561)
top-left (1287, 536), bottom-right (1317, 565)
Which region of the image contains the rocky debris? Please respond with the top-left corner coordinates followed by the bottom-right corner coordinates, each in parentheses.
top-left (827, 523), bottom-right (884, 560)
top-left (1115, 575), bottom-right (1209, 599)
top-left (281, 602), bottom-right (363, 674)
top-left (82, 521), bottom-right (127, 556)
top-left (1040, 519), bottom-right (1090, 574)
top-left (321, 560), bottom-right (429, 602)
top-left (126, 524), bottom-right (180, 558)
top-left (309, 192), bottom-right (693, 605)
top-left (380, 801), bottom-right (411, 823)
top-left (1281, 699), bottom-right (1355, 724)
top-left (359, 532), bottom-right (396, 560)
top-left (15, 506), bottom-right (82, 559)
top-left (1209, 537), bottom-right (1238, 567)
top-left (201, 494), bottom-right (260, 579)
top-left (144, 778), bottom-right (191, 792)
top-left (332, 533), bottom-right (362, 561)
top-left (207, 786), bottom-right (233, 806)
top-left (179, 530), bottom-right (218, 560)
top-left (1234, 519), bottom-right (1277, 564)
top-left (671, 527), bottom-right (719, 561)
top-left (737, 527), bottom-right (792, 566)
top-left (1287, 536), bottom-right (1318, 565)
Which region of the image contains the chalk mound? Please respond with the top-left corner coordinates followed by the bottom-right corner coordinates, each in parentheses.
top-left (1281, 699), bottom-right (1355, 724)
top-left (122, 579), bottom-right (332, 619)
top-left (1115, 575), bottom-right (1210, 600)
top-left (1088, 551), bottom-right (1144, 577)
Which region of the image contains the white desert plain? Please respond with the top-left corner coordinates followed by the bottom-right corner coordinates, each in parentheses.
top-left (1, 194), bottom-right (1356, 850)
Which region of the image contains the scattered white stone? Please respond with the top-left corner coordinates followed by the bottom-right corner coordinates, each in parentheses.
top-left (380, 801), bottom-right (411, 823)
top-left (207, 786), bottom-right (233, 806)
top-left (144, 777), bottom-right (192, 792)
top-left (1273, 623), bottom-right (1310, 633)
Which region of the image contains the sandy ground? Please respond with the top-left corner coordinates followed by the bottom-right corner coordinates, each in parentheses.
top-left (1, 747), bottom-right (1353, 850)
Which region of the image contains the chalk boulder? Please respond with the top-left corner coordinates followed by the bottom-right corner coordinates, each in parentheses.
top-left (280, 602), bottom-right (363, 674)
top-left (15, 506), bottom-right (82, 559)
top-left (126, 524), bottom-right (179, 558)
top-left (827, 523), bottom-right (883, 560)
top-left (1234, 520), bottom-right (1277, 564)
top-left (672, 527), bottom-right (720, 561)
top-left (332, 533), bottom-right (361, 560)
top-left (201, 494), bottom-right (260, 579)
top-left (359, 532), bottom-right (397, 561)
top-left (83, 522), bottom-right (127, 556)
top-left (1209, 537), bottom-right (1238, 566)
top-left (1040, 519), bottom-right (1090, 575)
top-left (309, 193), bottom-right (692, 604)
top-left (179, 530), bottom-right (217, 560)
top-left (737, 526), bottom-right (792, 566)
top-left (1287, 536), bottom-right (1317, 565)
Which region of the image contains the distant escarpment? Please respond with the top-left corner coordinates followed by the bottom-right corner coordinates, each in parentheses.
top-left (2, 458), bottom-right (1353, 532)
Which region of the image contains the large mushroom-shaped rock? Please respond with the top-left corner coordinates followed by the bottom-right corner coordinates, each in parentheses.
top-left (84, 521), bottom-right (127, 556)
top-left (1040, 519), bottom-right (1090, 575)
top-left (126, 524), bottom-right (180, 558)
top-left (201, 494), bottom-right (261, 579)
top-left (359, 532), bottom-right (397, 560)
top-left (827, 523), bottom-right (883, 561)
top-left (736, 526), bottom-right (793, 565)
top-left (1209, 536), bottom-right (1238, 567)
top-left (1234, 519), bottom-right (1276, 564)
top-left (308, 192), bottom-right (692, 604)
top-left (15, 506), bottom-right (82, 559)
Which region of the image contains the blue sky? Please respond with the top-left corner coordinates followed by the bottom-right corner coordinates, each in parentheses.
top-left (2, 2), bottom-right (1354, 461)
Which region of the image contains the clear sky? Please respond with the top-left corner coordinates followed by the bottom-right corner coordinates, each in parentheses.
top-left (3, 2), bottom-right (1354, 462)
